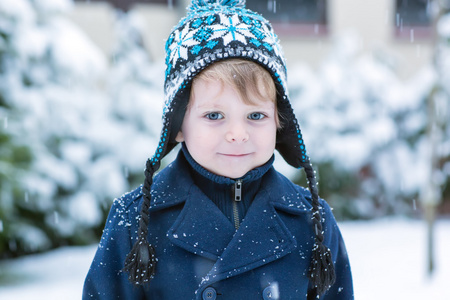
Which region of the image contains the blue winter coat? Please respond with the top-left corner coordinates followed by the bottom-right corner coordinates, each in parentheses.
top-left (83, 151), bottom-right (353, 299)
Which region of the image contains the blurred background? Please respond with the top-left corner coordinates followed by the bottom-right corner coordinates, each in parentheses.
top-left (0, 0), bottom-right (449, 299)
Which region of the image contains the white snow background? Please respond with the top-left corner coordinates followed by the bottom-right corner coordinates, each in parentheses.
top-left (0, 218), bottom-right (449, 299)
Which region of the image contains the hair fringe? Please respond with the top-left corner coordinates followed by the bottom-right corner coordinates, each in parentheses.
top-left (192, 59), bottom-right (281, 128)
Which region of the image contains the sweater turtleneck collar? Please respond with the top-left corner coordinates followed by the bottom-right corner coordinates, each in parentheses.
top-left (181, 143), bottom-right (274, 229)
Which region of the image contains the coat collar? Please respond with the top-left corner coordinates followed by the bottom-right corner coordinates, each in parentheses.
top-left (150, 150), bottom-right (313, 285)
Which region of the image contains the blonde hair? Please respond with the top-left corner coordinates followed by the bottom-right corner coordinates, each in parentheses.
top-left (191, 59), bottom-right (281, 128)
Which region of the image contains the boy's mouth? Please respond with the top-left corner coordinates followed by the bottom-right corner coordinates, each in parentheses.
top-left (219, 153), bottom-right (252, 157)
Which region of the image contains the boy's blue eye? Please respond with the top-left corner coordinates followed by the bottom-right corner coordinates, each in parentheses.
top-left (206, 112), bottom-right (224, 120)
top-left (248, 112), bottom-right (266, 120)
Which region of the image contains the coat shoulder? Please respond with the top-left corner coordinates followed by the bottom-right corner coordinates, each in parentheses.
top-left (267, 169), bottom-right (335, 220)
top-left (149, 156), bottom-right (194, 211)
top-left (109, 185), bottom-right (144, 225)
top-left (265, 169), bottom-right (314, 213)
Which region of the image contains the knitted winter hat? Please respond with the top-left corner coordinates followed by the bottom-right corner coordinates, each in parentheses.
top-left (124, 0), bottom-right (335, 298)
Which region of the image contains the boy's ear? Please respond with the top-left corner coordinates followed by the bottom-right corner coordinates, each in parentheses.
top-left (175, 131), bottom-right (184, 142)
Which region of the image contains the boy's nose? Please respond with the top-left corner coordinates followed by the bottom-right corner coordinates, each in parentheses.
top-left (225, 124), bottom-right (249, 143)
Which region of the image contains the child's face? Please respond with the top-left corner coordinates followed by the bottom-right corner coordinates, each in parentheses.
top-left (176, 78), bottom-right (277, 179)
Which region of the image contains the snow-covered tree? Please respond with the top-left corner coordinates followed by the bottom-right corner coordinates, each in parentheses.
top-left (0, 0), bottom-right (157, 258)
top-left (288, 33), bottom-right (437, 219)
top-left (0, 0), bottom-right (109, 256)
top-left (433, 3), bottom-right (450, 208)
top-left (0, 0), bottom-right (166, 258)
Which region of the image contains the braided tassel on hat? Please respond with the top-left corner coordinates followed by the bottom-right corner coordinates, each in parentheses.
top-left (303, 163), bottom-right (336, 298)
top-left (123, 125), bottom-right (170, 285)
top-left (123, 157), bottom-right (160, 284)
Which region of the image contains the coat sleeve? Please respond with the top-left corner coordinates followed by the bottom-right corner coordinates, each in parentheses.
top-left (320, 200), bottom-right (354, 300)
top-left (82, 191), bottom-right (145, 300)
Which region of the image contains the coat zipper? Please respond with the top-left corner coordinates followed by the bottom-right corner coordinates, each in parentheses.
top-left (233, 179), bottom-right (242, 230)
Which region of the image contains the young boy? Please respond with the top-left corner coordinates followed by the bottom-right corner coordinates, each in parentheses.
top-left (83, 1), bottom-right (353, 299)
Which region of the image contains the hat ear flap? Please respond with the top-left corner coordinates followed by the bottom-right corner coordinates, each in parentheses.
top-left (276, 127), bottom-right (309, 169)
top-left (167, 90), bottom-right (190, 143)
top-left (275, 96), bottom-right (308, 168)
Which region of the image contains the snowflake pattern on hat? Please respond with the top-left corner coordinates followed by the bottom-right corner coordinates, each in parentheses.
top-left (166, 12), bottom-right (282, 71)
top-left (163, 4), bottom-right (289, 110)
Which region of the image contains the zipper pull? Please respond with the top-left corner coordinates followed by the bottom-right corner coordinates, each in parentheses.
top-left (234, 179), bottom-right (242, 202)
